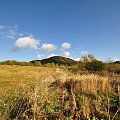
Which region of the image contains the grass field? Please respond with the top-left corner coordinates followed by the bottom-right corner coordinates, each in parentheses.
top-left (0, 65), bottom-right (119, 120)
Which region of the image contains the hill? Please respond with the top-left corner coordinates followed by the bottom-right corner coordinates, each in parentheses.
top-left (31, 56), bottom-right (78, 66)
top-left (113, 61), bottom-right (120, 64)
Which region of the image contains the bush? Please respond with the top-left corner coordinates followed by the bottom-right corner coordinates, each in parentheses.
top-left (85, 60), bottom-right (105, 72)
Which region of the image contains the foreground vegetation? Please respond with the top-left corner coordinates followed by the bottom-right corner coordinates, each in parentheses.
top-left (0, 65), bottom-right (119, 120)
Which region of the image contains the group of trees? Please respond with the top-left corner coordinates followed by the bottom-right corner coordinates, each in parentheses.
top-left (70, 54), bottom-right (120, 74)
top-left (80, 54), bottom-right (105, 72)
top-left (0, 60), bottom-right (67, 69)
top-left (0, 54), bottom-right (120, 74)
top-left (0, 60), bottom-right (32, 66)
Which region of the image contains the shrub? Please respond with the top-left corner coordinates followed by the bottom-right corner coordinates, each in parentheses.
top-left (85, 60), bottom-right (105, 72)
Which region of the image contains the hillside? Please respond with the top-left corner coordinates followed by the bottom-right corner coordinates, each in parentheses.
top-left (31, 56), bottom-right (78, 66)
top-left (113, 61), bottom-right (120, 64)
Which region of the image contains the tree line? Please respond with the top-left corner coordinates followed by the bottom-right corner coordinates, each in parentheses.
top-left (0, 55), bottom-right (120, 74)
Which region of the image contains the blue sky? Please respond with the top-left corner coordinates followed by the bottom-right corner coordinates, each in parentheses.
top-left (0, 0), bottom-right (120, 61)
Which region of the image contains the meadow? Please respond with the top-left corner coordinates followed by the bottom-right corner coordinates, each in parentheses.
top-left (0, 65), bottom-right (119, 120)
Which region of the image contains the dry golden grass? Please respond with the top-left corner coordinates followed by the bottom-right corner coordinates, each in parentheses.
top-left (0, 65), bottom-right (119, 120)
top-left (70, 74), bottom-right (111, 94)
top-left (0, 65), bottom-right (56, 89)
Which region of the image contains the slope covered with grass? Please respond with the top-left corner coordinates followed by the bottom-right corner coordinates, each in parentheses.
top-left (0, 65), bottom-right (119, 120)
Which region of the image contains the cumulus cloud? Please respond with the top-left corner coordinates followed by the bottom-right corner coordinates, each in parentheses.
top-left (47, 54), bottom-right (57, 58)
top-left (63, 51), bottom-right (70, 57)
top-left (112, 58), bottom-right (119, 61)
top-left (39, 43), bottom-right (56, 51)
top-left (105, 58), bottom-right (119, 62)
top-left (72, 58), bottom-right (80, 61)
top-left (61, 42), bottom-right (71, 50)
top-left (36, 54), bottom-right (44, 60)
top-left (15, 36), bottom-right (39, 49)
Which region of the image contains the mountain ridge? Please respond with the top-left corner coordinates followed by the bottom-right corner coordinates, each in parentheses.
top-left (31, 56), bottom-right (78, 66)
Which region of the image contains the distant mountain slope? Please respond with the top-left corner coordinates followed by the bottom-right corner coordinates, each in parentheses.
top-left (108, 61), bottom-right (120, 64)
top-left (113, 61), bottom-right (120, 64)
top-left (31, 56), bottom-right (78, 66)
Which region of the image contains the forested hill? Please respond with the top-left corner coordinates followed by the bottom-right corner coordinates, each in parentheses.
top-left (31, 56), bottom-right (78, 66)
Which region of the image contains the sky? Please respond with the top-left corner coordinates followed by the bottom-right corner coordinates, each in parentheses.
top-left (0, 0), bottom-right (120, 61)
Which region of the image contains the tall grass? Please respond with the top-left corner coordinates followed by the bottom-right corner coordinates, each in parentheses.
top-left (0, 65), bottom-right (119, 120)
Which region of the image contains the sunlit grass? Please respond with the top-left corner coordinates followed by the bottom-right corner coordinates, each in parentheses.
top-left (0, 65), bottom-right (119, 120)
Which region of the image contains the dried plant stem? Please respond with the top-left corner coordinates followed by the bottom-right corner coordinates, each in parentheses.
top-left (111, 109), bottom-right (120, 120)
top-left (118, 84), bottom-right (120, 108)
top-left (70, 85), bottom-right (76, 112)
top-left (34, 80), bottom-right (38, 120)
top-left (107, 93), bottom-right (110, 120)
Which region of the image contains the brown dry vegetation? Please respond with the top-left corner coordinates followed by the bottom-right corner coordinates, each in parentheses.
top-left (0, 65), bottom-right (119, 120)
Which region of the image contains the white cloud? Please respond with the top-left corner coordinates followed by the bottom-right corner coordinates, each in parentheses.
top-left (36, 54), bottom-right (44, 60)
top-left (72, 58), bottom-right (80, 61)
top-left (108, 58), bottom-right (119, 62)
top-left (0, 25), bottom-right (18, 39)
top-left (63, 51), bottom-right (70, 57)
top-left (113, 58), bottom-right (119, 61)
top-left (61, 42), bottom-right (71, 50)
top-left (80, 51), bottom-right (88, 56)
top-left (5, 29), bottom-right (16, 39)
top-left (47, 54), bottom-right (57, 58)
top-left (39, 43), bottom-right (56, 51)
top-left (15, 36), bottom-right (39, 49)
